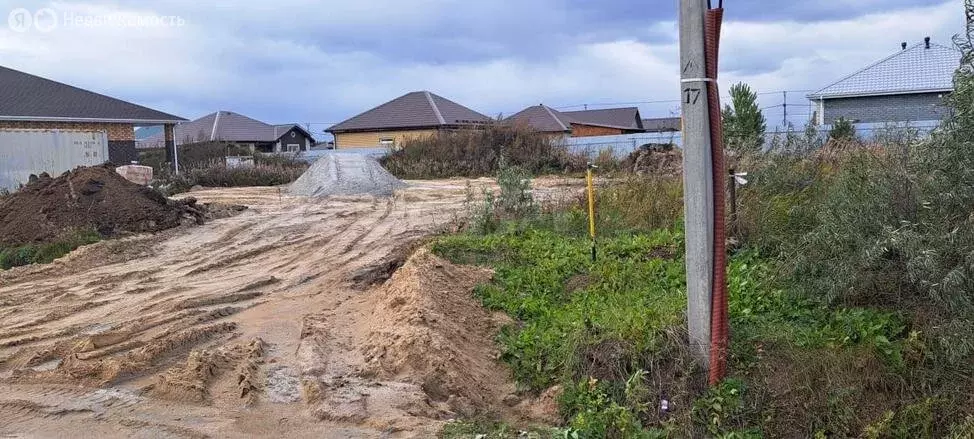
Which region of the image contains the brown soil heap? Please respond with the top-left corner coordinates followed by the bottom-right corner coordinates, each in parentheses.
top-left (622, 143), bottom-right (683, 177)
top-left (0, 164), bottom-right (203, 247)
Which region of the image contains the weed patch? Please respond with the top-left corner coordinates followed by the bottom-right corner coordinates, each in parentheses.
top-left (152, 156), bottom-right (307, 195)
top-left (380, 124), bottom-right (584, 179)
top-left (0, 228), bottom-right (101, 270)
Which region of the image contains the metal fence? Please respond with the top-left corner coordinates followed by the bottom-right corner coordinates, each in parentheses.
top-left (563, 121), bottom-right (942, 159)
top-left (564, 132), bottom-right (682, 159)
top-left (0, 129), bottom-right (108, 191)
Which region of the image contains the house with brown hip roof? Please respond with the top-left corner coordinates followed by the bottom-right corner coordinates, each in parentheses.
top-left (326, 91), bottom-right (491, 149)
top-left (0, 65), bottom-right (185, 165)
top-left (505, 104), bottom-right (646, 137)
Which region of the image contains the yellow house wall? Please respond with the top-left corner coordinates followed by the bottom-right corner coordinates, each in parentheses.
top-left (334, 129), bottom-right (439, 149)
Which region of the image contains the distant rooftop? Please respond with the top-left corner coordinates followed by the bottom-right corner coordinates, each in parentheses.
top-left (505, 105), bottom-right (645, 132)
top-left (327, 91), bottom-right (491, 133)
top-left (642, 117), bottom-right (681, 132)
top-left (138, 111), bottom-right (312, 148)
top-left (808, 39), bottom-right (960, 100)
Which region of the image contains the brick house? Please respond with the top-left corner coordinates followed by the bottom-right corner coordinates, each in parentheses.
top-left (807, 37), bottom-right (960, 126)
top-left (326, 91), bottom-right (491, 149)
top-left (0, 65), bottom-right (185, 164)
top-left (505, 105), bottom-right (646, 137)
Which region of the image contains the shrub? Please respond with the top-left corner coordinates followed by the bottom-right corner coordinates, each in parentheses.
top-left (380, 124), bottom-right (578, 178)
top-left (495, 166), bottom-right (537, 218)
top-left (137, 147), bottom-right (168, 173)
top-left (152, 156), bottom-right (308, 195)
top-left (465, 166), bottom-right (539, 235)
top-left (828, 117), bottom-right (857, 142)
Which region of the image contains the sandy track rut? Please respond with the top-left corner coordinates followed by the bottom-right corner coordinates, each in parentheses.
top-left (0, 180), bottom-right (539, 438)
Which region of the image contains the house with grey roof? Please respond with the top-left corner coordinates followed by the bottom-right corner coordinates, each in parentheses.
top-left (808, 37), bottom-right (960, 126)
top-left (505, 104), bottom-right (646, 137)
top-left (0, 65), bottom-right (185, 165)
top-left (141, 111), bottom-right (315, 153)
top-left (326, 91), bottom-right (491, 149)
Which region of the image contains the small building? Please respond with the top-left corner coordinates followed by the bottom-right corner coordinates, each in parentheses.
top-left (0, 65), bottom-right (185, 165)
top-left (807, 37), bottom-right (960, 126)
top-left (142, 111), bottom-right (316, 153)
top-left (505, 105), bottom-right (646, 137)
top-left (326, 91), bottom-right (491, 149)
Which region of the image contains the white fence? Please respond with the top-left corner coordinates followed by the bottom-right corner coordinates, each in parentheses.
top-left (0, 129), bottom-right (109, 191)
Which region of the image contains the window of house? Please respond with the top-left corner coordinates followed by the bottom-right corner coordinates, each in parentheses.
top-left (380, 138), bottom-right (404, 151)
top-left (286, 143), bottom-right (300, 152)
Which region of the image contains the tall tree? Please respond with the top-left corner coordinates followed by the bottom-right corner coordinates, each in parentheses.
top-left (722, 82), bottom-right (767, 153)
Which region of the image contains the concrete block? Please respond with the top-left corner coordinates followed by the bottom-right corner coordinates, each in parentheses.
top-left (116, 165), bottom-right (153, 185)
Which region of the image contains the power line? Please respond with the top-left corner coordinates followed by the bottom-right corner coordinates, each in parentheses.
top-left (550, 89), bottom-right (818, 112)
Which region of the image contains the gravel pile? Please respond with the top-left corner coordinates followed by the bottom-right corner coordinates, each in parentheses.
top-left (289, 153), bottom-right (405, 197)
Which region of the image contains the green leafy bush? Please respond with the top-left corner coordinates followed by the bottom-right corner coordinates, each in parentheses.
top-left (828, 117), bottom-right (856, 142)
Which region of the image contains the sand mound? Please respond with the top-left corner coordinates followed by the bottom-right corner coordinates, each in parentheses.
top-left (289, 153), bottom-right (405, 197)
top-left (0, 164), bottom-right (205, 247)
top-left (361, 248), bottom-right (517, 417)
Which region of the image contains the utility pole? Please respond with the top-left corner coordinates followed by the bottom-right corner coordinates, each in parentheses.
top-left (679, 0), bottom-right (714, 370)
top-left (782, 91), bottom-right (788, 128)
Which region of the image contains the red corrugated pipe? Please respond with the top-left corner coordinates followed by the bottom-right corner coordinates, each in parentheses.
top-left (704, 0), bottom-right (728, 386)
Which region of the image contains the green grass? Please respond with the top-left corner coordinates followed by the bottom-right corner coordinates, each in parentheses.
top-left (430, 207), bottom-right (923, 437)
top-left (0, 229), bottom-right (101, 270)
top-left (433, 226), bottom-right (688, 393)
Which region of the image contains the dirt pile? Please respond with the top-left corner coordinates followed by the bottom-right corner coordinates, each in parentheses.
top-left (289, 153), bottom-right (405, 197)
top-left (622, 143), bottom-right (683, 177)
top-left (0, 164), bottom-right (205, 247)
top-left (361, 248), bottom-right (517, 417)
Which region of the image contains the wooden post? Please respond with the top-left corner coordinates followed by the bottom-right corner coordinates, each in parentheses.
top-left (728, 168), bottom-right (737, 237)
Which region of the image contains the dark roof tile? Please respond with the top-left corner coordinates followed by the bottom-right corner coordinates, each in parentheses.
top-left (142, 111), bottom-right (315, 146)
top-left (642, 117), bottom-right (682, 132)
top-left (563, 107), bottom-right (643, 130)
top-left (0, 65), bottom-right (185, 123)
top-left (327, 91), bottom-right (490, 132)
top-left (506, 105), bottom-right (646, 132)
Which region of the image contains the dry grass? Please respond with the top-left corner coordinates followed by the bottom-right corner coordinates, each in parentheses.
top-left (380, 124), bottom-right (585, 179)
top-left (152, 158), bottom-right (308, 195)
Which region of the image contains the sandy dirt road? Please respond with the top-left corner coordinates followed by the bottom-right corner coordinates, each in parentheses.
top-left (0, 178), bottom-right (578, 438)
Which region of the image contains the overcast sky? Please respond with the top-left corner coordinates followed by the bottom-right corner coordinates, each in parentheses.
top-left (0, 0), bottom-right (964, 135)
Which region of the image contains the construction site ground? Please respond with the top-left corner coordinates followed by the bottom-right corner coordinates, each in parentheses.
top-left (0, 178), bottom-right (579, 438)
